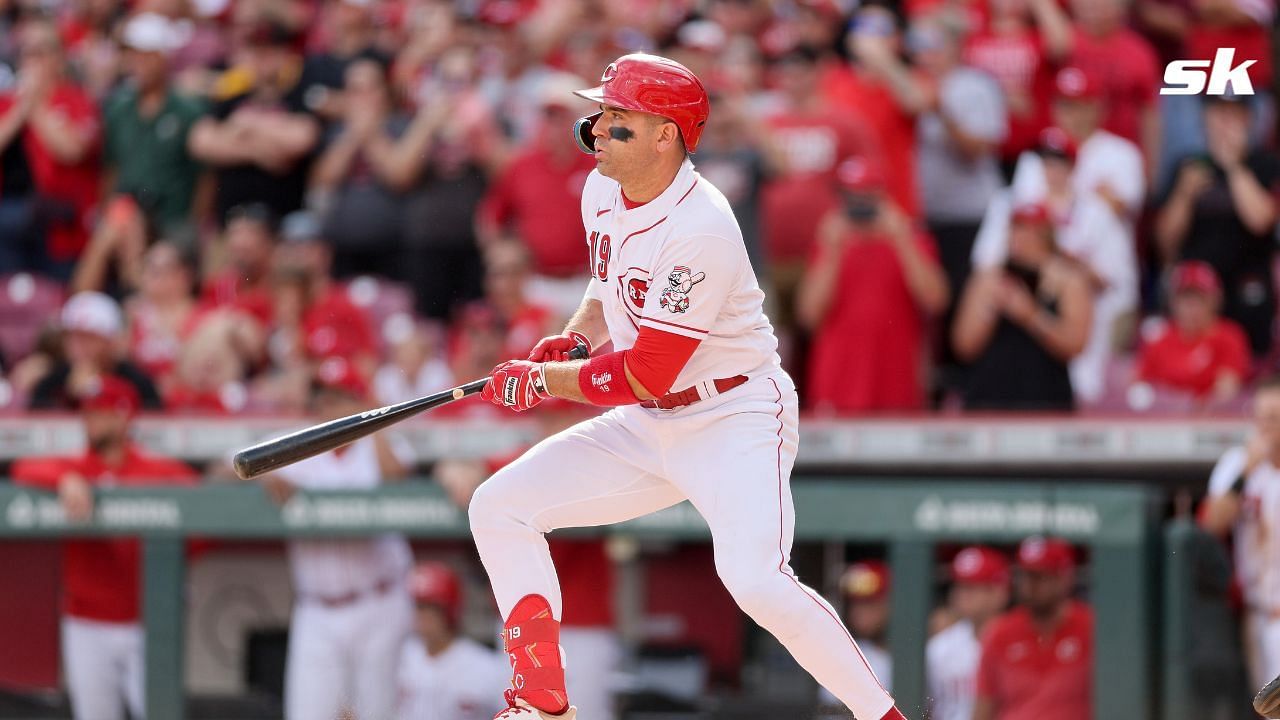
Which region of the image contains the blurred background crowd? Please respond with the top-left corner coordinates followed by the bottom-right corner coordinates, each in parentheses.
top-left (0, 0), bottom-right (1274, 417)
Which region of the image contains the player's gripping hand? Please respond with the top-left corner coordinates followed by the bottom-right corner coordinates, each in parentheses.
top-left (527, 331), bottom-right (591, 362)
top-left (481, 360), bottom-right (549, 412)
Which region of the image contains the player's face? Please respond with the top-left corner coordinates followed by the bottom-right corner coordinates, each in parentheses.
top-left (590, 106), bottom-right (680, 182)
top-left (846, 597), bottom-right (890, 640)
top-left (951, 582), bottom-right (1010, 623)
top-left (84, 408), bottom-right (129, 453)
top-left (1016, 570), bottom-right (1069, 616)
top-left (1052, 99), bottom-right (1101, 142)
top-left (1254, 389), bottom-right (1280, 445)
top-left (414, 603), bottom-right (453, 643)
top-left (313, 388), bottom-right (362, 420)
top-left (1170, 291), bottom-right (1216, 335)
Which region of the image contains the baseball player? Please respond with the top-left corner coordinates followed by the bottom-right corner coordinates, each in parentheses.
top-left (397, 561), bottom-right (510, 720)
top-left (926, 547), bottom-right (1011, 720)
top-left (12, 375), bottom-right (197, 720)
top-left (470, 53), bottom-right (907, 720)
top-left (256, 357), bottom-right (416, 720)
top-left (1202, 374), bottom-right (1280, 690)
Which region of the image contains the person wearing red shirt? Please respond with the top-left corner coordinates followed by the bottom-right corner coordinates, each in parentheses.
top-left (963, 0), bottom-right (1071, 170)
top-left (797, 157), bottom-right (949, 414)
top-left (0, 20), bottom-right (101, 280)
top-left (1062, 0), bottom-right (1162, 167)
top-left (201, 203), bottom-right (278, 326)
top-left (477, 75), bottom-right (598, 320)
top-left (761, 47), bottom-right (878, 271)
top-left (974, 536), bottom-right (1093, 720)
top-left (11, 376), bottom-right (197, 720)
top-left (820, 3), bottom-right (929, 218)
top-left (1135, 260), bottom-right (1250, 403)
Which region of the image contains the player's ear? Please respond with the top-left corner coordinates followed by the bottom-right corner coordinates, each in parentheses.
top-left (655, 120), bottom-right (679, 152)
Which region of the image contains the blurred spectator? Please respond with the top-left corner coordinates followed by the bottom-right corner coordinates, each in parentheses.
top-left (249, 357), bottom-right (415, 720)
top-left (397, 562), bottom-right (508, 720)
top-left (0, 19), bottom-right (101, 281)
top-left (469, 239), bottom-right (556, 361)
top-left (974, 537), bottom-right (1092, 720)
top-left (11, 376), bottom-right (196, 720)
top-left (57, 0), bottom-right (126, 100)
top-left (276, 210), bottom-right (377, 375)
top-left (188, 20), bottom-right (321, 222)
top-left (910, 12), bottom-right (1006, 353)
top-left (1155, 93), bottom-right (1278, 357)
top-left (201, 202), bottom-right (277, 326)
top-left (823, 3), bottom-right (929, 217)
top-left (400, 45), bottom-right (498, 319)
top-left (963, 0), bottom-right (1071, 171)
top-left (953, 204), bottom-right (1092, 411)
top-left (372, 314), bottom-right (453, 405)
top-left (300, 0), bottom-right (390, 121)
top-left (796, 158), bottom-right (948, 414)
top-left (693, 92), bottom-right (769, 277)
top-left (102, 12), bottom-right (206, 243)
top-left (841, 561), bottom-right (893, 690)
top-left (1146, 0), bottom-right (1274, 193)
top-left (124, 241), bottom-right (199, 394)
top-left (1003, 67), bottom-right (1146, 228)
top-left (308, 57), bottom-right (412, 278)
top-left (927, 547), bottom-right (1011, 720)
top-left (976, 125), bottom-right (1140, 404)
top-left (476, 73), bottom-right (597, 319)
top-left (1202, 375), bottom-right (1280, 689)
top-left (1133, 261), bottom-right (1250, 405)
top-left (30, 291), bottom-right (162, 410)
top-left (761, 46), bottom-right (876, 326)
top-left (1063, 0), bottom-right (1162, 167)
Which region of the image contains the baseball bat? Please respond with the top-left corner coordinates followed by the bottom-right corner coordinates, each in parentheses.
top-left (232, 345), bottom-right (588, 480)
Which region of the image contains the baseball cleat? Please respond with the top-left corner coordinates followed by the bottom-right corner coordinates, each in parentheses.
top-left (1256, 672), bottom-right (1280, 718)
top-left (494, 690), bottom-right (577, 719)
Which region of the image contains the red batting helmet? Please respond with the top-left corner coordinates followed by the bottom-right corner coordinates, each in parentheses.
top-left (571, 53), bottom-right (711, 153)
top-left (409, 561), bottom-right (462, 625)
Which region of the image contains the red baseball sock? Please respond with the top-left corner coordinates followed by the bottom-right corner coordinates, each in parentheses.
top-left (879, 708), bottom-right (907, 720)
top-left (503, 595), bottom-right (568, 715)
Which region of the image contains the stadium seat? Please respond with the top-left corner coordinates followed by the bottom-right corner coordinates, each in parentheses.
top-left (0, 274), bottom-right (64, 368)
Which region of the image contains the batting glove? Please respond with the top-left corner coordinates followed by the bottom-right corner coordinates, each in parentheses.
top-left (527, 331), bottom-right (591, 362)
top-left (482, 360), bottom-right (549, 412)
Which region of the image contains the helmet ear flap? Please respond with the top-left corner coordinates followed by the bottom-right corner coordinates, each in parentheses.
top-left (574, 112), bottom-right (602, 154)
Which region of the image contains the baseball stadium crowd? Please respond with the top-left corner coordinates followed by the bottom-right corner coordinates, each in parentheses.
top-left (0, 0), bottom-right (1272, 416)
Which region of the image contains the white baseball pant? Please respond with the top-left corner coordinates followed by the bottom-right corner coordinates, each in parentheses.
top-left (61, 616), bottom-right (144, 720)
top-left (285, 584), bottom-right (412, 720)
top-left (469, 372), bottom-right (896, 720)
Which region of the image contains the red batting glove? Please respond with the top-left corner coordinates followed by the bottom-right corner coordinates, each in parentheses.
top-left (481, 360), bottom-right (549, 412)
top-left (527, 331), bottom-right (591, 362)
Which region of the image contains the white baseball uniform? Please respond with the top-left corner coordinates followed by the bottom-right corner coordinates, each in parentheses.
top-left (1208, 446), bottom-right (1280, 688)
top-left (469, 158), bottom-right (897, 720)
top-left (926, 619), bottom-right (981, 720)
top-left (396, 636), bottom-right (510, 720)
top-left (276, 435), bottom-right (416, 720)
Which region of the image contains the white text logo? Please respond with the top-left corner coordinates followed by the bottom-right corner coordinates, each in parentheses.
top-left (1162, 48), bottom-right (1255, 96)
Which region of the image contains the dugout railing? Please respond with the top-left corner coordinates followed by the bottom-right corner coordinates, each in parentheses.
top-left (0, 480), bottom-right (1159, 720)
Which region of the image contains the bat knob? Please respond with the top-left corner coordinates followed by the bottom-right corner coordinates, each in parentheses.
top-left (452, 388), bottom-right (465, 400)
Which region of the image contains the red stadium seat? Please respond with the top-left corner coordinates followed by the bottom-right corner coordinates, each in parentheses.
top-left (0, 273), bottom-right (64, 368)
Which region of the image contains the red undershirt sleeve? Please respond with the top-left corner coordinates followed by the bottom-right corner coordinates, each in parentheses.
top-left (625, 326), bottom-right (702, 397)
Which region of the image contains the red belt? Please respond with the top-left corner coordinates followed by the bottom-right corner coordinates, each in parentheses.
top-left (308, 578), bottom-right (396, 609)
top-left (640, 375), bottom-right (748, 410)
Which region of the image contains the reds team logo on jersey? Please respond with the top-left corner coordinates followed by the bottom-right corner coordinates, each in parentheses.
top-left (659, 265), bottom-right (705, 314)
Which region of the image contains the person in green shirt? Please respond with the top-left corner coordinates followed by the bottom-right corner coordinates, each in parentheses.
top-left (102, 12), bottom-right (205, 240)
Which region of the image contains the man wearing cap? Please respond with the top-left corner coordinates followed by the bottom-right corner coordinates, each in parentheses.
top-left (1155, 92), bottom-right (1279, 357)
top-left (926, 547), bottom-right (1011, 720)
top-left (1202, 374), bottom-right (1280, 690)
top-left (842, 561), bottom-right (894, 690)
top-left (469, 54), bottom-right (908, 720)
top-left (248, 357), bottom-right (415, 720)
top-left (103, 12), bottom-right (205, 240)
top-left (797, 155), bottom-right (948, 413)
top-left (12, 375), bottom-right (197, 720)
top-left (477, 73), bottom-right (599, 320)
top-left (974, 537), bottom-right (1093, 720)
top-left (1134, 261), bottom-right (1250, 404)
top-left (397, 561), bottom-right (509, 720)
top-left (30, 291), bottom-right (163, 410)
